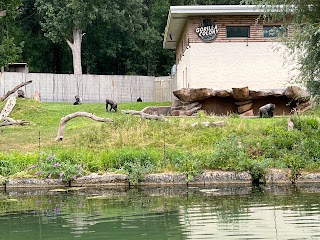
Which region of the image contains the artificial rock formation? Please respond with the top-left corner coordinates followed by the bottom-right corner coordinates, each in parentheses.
top-left (170, 86), bottom-right (312, 117)
top-left (141, 86), bottom-right (312, 117)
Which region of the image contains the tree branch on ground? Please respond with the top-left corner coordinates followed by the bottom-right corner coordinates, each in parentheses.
top-left (121, 110), bottom-right (167, 121)
top-left (0, 97), bottom-right (29, 126)
top-left (0, 80), bottom-right (32, 102)
top-left (0, 97), bottom-right (16, 120)
top-left (0, 119), bottom-right (29, 127)
top-left (55, 112), bottom-right (113, 141)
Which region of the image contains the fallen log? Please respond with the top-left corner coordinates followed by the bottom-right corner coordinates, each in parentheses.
top-left (121, 110), bottom-right (167, 121)
top-left (0, 97), bottom-right (16, 120)
top-left (191, 121), bottom-right (226, 127)
top-left (121, 110), bottom-right (142, 116)
top-left (55, 112), bottom-right (113, 141)
top-left (0, 80), bottom-right (32, 102)
top-left (141, 113), bottom-right (166, 121)
top-left (0, 119), bottom-right (28, 127)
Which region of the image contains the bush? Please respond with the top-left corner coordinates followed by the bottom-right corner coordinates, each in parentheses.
top-left (29, 155), bottom-right (84, 184)
top-left (100, 149), bottom-right (160, 184)
top-left (238, 158), bottom-right (269, 184)
top-left (283, 153), bottom-right (303, 183)
top-left (0, 160), bottom-right (16, 177)
top-left (292, 115), bottom-right (319, 131)
top-left (205, 136), bottom-right (249, 170)
top-left (174, 152), bottom-right (202, 181)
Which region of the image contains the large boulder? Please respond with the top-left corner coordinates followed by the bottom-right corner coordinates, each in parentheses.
top-left (232, 86), bottom-right (249, 100)
top-left (173, 88), bottom-right (214, 102)
top-left (171, 101), bottom-right (202, 116)
top-left (142, 106), bottom-right (171, 115)
top-left (249, 89), bottom-right (285, 98)
top-left (173, 88), bottom-right (231, 102)
top-left (240, 109), bottom-right (254, 117)
top-left (237, 103), bottom-right (253, 114)
top-left (283, 86), bottom-right (310, 101)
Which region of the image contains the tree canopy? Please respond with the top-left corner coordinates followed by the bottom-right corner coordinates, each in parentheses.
top-left (244, 0), bottom-right (320, 101)
top-left (5, 0), bottom-right (240, 76)
top-left (0, 0), bottom-right (23, 68)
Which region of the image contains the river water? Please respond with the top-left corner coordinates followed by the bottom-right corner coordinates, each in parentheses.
top-left (0, 185), bottom-right (320, 240)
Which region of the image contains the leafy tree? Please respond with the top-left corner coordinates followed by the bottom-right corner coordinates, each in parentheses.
top-left (82, 0), bottom-right (170, 76)
top-left (170, 0), bottom-right (240, 4)
top-left (243, 0), bottom-right (320, 101)
top-left (16, 0), bottom-right (241, 75)
top-left (0, 0), bottom-right (23, 68)
top-left (35, 0), bottom-right (105, 75)
top-left (17, 0), bottom-right (72, 73)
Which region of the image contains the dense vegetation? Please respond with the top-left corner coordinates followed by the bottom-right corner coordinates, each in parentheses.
top-left (1, 0), bottom-right (240, 76)
top-left (0, 99), bottom-right (320, 184)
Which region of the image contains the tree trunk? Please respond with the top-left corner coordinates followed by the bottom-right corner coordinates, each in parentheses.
top-left (67, 28), bottom-right (83, 75)
top-left (121, 110), bottom-right (167, 121)
top-left (0, 80), bottom-right (32, 102)
top-left (55, 112), bottom-right (113, 141)
top-left (0, 97), bottom-right (16, 120)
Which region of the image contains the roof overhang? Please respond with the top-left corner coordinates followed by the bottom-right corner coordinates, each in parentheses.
top-left (163, 5), bottom-right (266, 49)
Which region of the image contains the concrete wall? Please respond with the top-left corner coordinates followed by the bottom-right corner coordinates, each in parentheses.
top-left (155, 76), bottom-right (176, 102)
top-left (0, 73), bottom-right (174, 103)
top-left (176, 47), bottom-right (191, 90)
top-left (177, 42), bottom-right (297, 90)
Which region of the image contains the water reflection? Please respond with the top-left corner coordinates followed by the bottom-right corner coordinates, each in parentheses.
top-left (0, 185), bottom-right (320, 239)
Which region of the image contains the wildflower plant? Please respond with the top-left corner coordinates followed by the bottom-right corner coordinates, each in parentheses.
top-left (29, 155), bottom-right (83, 183)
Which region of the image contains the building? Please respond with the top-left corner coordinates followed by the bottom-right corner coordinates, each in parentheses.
top-left (163, 5), bottom-right (296, 91)
top-left (5, 63), bottom-right (29, 73)
top-left (161, 5), bottom-right (311, 116)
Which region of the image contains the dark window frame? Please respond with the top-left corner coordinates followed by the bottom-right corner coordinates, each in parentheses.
top-left (263, 25), bottom-right (286, 38)
top-left (226, 26), bottom-right (250, 38)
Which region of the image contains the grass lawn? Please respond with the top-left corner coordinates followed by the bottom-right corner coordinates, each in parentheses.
top-left (1, 98), bottom-right (320, 183)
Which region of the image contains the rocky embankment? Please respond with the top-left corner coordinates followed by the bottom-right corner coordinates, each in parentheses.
top-left (3, 169), bottom-right (320, 189)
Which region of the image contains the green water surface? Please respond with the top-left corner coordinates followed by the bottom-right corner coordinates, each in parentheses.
top-left (0, 185), bottom-right (320, 240)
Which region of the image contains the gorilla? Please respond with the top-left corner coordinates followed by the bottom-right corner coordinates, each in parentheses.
top-left (17, 89), bottom-right (25, 98)
top-left (73, 95), bottom-right (82, 105)
top-left (137, 97), bottom-right (142, 102)
top-left (106, 99), bottom-right (117, 112)
top-left (259, 103), bottom-right (275, 118)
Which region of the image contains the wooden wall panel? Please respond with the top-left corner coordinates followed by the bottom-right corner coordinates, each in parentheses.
top-left (176, 15), bottom-right (283, 63)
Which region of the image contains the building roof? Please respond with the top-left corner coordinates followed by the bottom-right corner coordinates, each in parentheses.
top-left (163, 5), bottom-right (264, 49)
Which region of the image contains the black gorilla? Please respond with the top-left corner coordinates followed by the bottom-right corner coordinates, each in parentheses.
top-left (73, 95), bottom-right (82, 105)
top-left (17, 89), bottom-right (25, 98)
top-left (259, 103), bottom-right (275, 118)
top-left (137, 97), bottom-right (142, 102)
top-left (106, 99), bottom-right (117, 112)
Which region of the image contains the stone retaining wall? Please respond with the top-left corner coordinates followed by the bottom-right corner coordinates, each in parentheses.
top-left (3, 169), bottom-right (320, 189)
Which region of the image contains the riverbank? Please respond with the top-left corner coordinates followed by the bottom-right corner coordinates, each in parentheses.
top-left (1, 100), bottom-right (320, 187)
top-left (3, 169), bottom-right (320, 189)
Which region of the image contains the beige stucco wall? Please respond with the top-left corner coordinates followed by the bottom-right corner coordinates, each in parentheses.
top-left (176, 47), bottom-right (191, 90)
top-left (177, 42), bottom-right (297, 90)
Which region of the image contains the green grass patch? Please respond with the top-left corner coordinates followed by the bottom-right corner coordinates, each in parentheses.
top-left (1, 98), bottom-right (320, 183)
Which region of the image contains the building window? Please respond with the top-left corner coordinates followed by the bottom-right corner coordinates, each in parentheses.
top-left (263, 26), bottom-right (286, 37)
top-left (226, 26), bottom-right (250, 38)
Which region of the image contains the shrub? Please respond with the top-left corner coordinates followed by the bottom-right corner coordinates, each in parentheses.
top-left (272, 128), bottom-right (302, 150)
top-left (100, 149), bottom-right (159, 184)
top-left (292, 115), bottom-right (319, 131)
top-left (29, 155), bottom-right (84, 184)
top-left (238, 158), bottom-right (269, 184)
top-left (174, 152), bottom-right (202, 181)
top-left (0, 160), bottom-right (16, 177)
top-left (206, 136), bottom-right (249, 170)
top-left (283, 153), bottom-right (304, 183)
